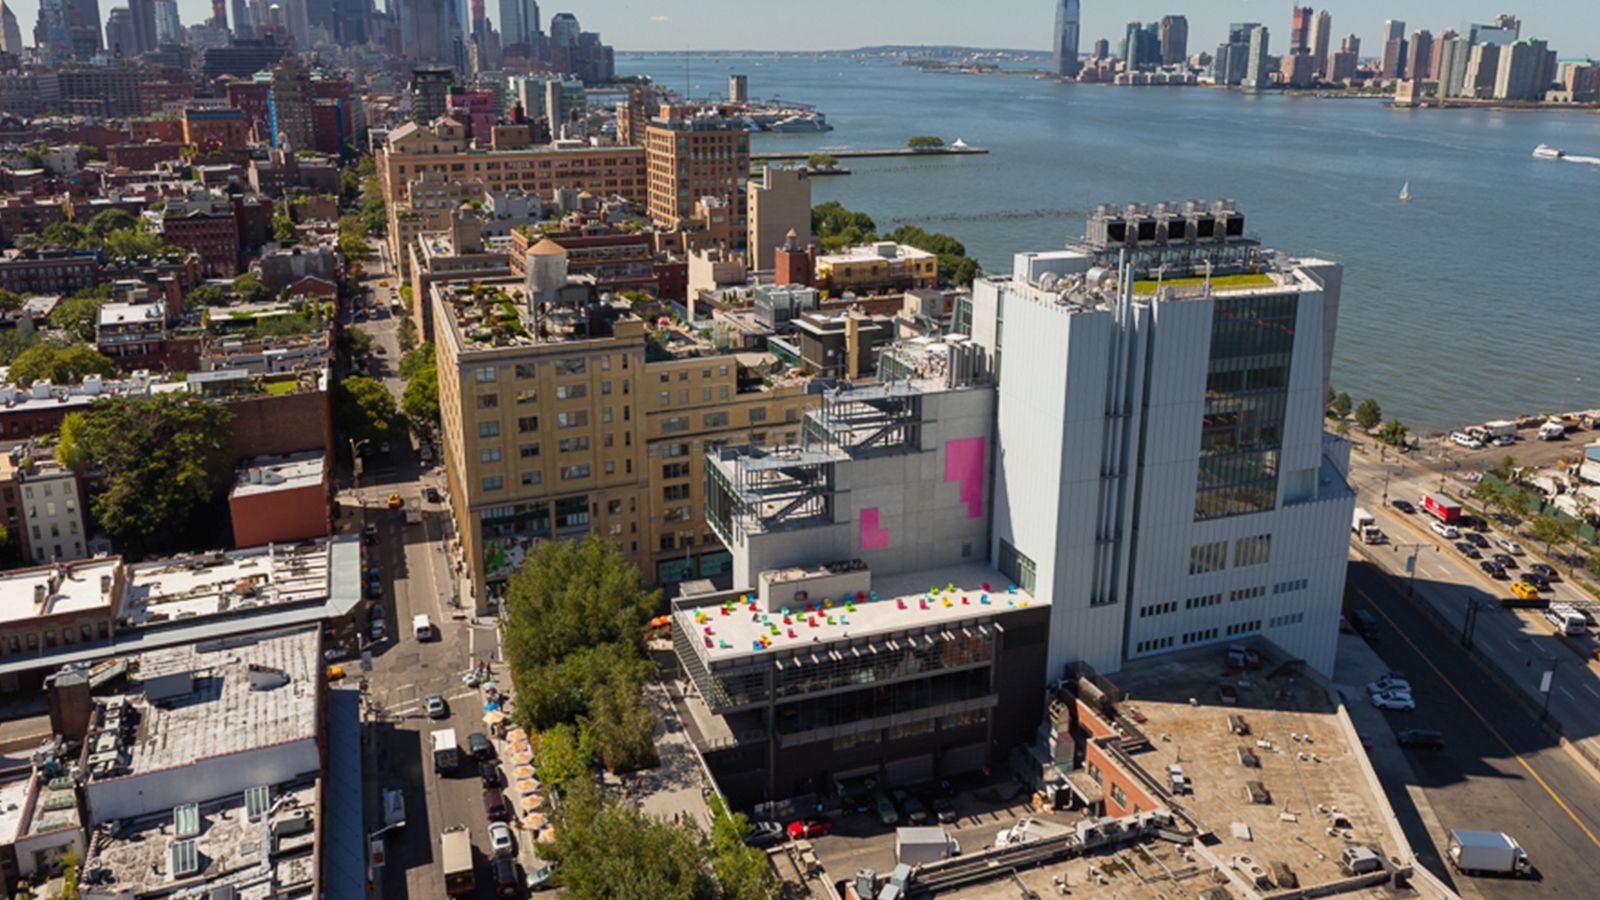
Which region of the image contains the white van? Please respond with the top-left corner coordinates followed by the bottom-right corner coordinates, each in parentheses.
top-left (413, 614), bottom-right (433, 640)
top-left (1538, 420), bottom-right (1567, 441)
top-left (1545, 604), bottom-right (1588, 636)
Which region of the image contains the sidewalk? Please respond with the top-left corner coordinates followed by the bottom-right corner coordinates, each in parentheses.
top-left (630, 677), bottom-right (715, 829)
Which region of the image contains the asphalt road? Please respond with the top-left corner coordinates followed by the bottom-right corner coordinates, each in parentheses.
top-left (1344, 559), bottom-right (1600, 899)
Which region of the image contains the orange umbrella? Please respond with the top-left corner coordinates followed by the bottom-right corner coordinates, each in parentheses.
top-left (537, 827), bottom-right (557, 844)
top-left (517, 792), bottom-right (545, 811)
top-left (516, 778), bottom-right (542, 795)
top-left (513, 765), bottom-right (535, 780)
top-left (510, 748), bottom-right (533, 764)
top-left (506, 727), bottom-right (527, 742)
top-left (521, 811), bottom-right (547, 830)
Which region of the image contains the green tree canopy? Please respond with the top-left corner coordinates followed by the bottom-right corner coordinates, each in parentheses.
top-left (232, 272), bottom-right (272, 305)
top-left (273, 211), bottom-right (299, 247)
top-left (187, 283), bottom-right (228, 308)
top-left (0, 289), bottom-right (24, 312)
top-left (887, 223), bottom-right (981, 286)
top-left (86, 208), bottom-right (138, 238)
top-left (401, 361), bottom-right (439, 434)
top-left (1330, 391), bottom-right (1352, 418)
top-left (0, 330), bottom-right (38, 365)
top-left (398, 342), bottom-right (435, 380)
top-left (1355, 398), bottom-right (1383, 430)
top-left (49, 283), bottom-right (114, 342)
top-left (101, 227), bottom-right (176, 260)
top-left (907, 135), bottom-right (946, 149)
top-left (54, 394), bottom-right (234, 557)
top-left (1378, 419), bottom-right (1409, 447)
top-left (546, 781), bottom-right (714, 900)
top-left (707, 795), bottom-right (781, 900)
top-left (812, 201), bottom-right (877, 251)
top-left (6, 342), bottom-right (116, 386)
top-left (336, 374), bottom-right (401, 446)
top-left (40, 220), bottom-right (89, 247)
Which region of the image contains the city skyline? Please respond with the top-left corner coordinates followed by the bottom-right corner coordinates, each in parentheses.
top-left (0, 0), bottom-right (1593, 57)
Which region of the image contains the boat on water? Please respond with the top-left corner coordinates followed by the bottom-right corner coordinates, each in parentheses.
top-left (1533, 144), bottom-right (1566, 160)
top-left (766, 113), bottom-right (831, 133)
top-left (1399, 181), bottom-right (1412, 203)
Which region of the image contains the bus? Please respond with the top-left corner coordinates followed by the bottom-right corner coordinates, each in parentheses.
top-left (440, 825), bottom-right (474, 895)
top-left (1545, 604), bottom-right (1588, 637)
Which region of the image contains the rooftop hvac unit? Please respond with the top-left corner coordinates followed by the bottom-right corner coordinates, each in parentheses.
top-left (1133, 216), bottom-right (1158, 244)
top-left (1164, 216), bottom-right (1190, 243)
top-left (1190, 214), bottom-right (1219, 240)
top-left (270, 808), bottom-right (312, 837)
top-left (1223, 212), bottom-right (1246, 240)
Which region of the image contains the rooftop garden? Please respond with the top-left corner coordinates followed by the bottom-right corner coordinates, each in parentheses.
top-left (450, 282), bottom-right (533, 346)
top-left (1130, 272), bottom-right (1275, 295)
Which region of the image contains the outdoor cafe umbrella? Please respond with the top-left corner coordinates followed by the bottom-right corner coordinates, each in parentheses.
top-left (483, 701), bottom-right (500, 711)
top-left (516, 777), bottom-right (542, 795)
top-left (483, 710), bottom-right (507, 725)
top-left (520, 811), bottom-right (547, 830)
top-left (537, 827), bottom-right (557, 844)
top-left (513, 764), bottom-right (535, 780)
top-left (517, 792), bottom-right (545, 812)
top-left (506, 727), bottom-right (527, 742)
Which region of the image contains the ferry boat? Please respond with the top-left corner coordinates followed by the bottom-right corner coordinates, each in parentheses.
top-left (1532, 144), bottom-right (1565, 160)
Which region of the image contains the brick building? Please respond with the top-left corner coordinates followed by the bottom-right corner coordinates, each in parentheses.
top-left (228, 452), bottom-right (330, 546)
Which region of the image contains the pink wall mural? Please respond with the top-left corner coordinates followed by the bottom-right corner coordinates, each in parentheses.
top-left (859, 506), bottom-right (890, 550)
top-left (944, 436), bottom-right (986, 518)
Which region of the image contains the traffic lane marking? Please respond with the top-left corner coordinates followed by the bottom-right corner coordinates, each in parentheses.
top-left (1353, 582), bottom-right (1600, 851)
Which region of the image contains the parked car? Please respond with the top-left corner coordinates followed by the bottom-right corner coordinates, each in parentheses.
top-left (489, 821), bottom-right (515, 858)
top-left (874, 794), bottom-right (899, 827)
top-left (424, 486), bottom-right (442, 503)
top-left (1367, 676), bottom-right (1412, 695)
top-left (1459, 514), bottom-right (1490, 532)
top-left (1480, 560), bottom-right (1508, 579)
top-left (492, 858), bottom-right (519, 898)
top-left (1522, 572), bottom-right (1551, 591)
top-left (1510, 582), bottom-right (1540, 602)
top-left (1464, 532), bottom-right (1489, 548)
top-left (1371, 691), bottom-right (1416, 711)
top-left (467, 732), bottom-right (495, 761)
top-left (386, 492), bottom-right (403, 509)
top-left (483, 788), bottom-right (509, 821)
top-left (786, 816), bottom-right (833, 840)
top-left (367, 603), bottom-right (385, 623)
top-left (931, 795), bottom-right (958, 824)
top-left (479, 761), bottom-right (501, 788)
top-left (1528, 563), bottom-right (1560, 582)
top-left (370, 619), bottom-right (387, 642)
top-left (363, 523), bottom-right (379, 544)
top-left (897, 791), bottom-right (930, 826)
top-left (1430, 520), bottom-right (1460, 540)
top-left (425, 693), bottom-right (446, 718)
top-left (1450, 432), bottom-right (1485, 449)
top-left (1392, 499), bottom-right (1415, 514)
top-left (366, 579), bottom-right (382, 599)
top-left (744, 821), bottom-right (785, 847)
top-left (1397, 729), bottom-right (1446, 750)
top-left (1453, 541), bottom-right (1482, 559)
top-left (1498, 538), bottom-right (1526, 556)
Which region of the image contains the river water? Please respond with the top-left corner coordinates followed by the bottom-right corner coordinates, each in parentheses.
top-left (618, 53), bottom-right (1600, 433)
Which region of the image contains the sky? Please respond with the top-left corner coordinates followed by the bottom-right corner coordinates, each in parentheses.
top-left (12, 1), bottom-right (1598, 61)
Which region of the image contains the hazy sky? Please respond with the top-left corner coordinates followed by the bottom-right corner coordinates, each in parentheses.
top-left (14, 1), bottom-right (1596, 61)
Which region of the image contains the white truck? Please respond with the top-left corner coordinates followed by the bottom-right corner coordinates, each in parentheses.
top-left (895, 827), bottom-right (960, 866)
top-left (1448, 830), bottom-right (1531, 876)
top-left (994, 817), bottom-right (1070, 849)
top-left (1538, 420), bottom-right (1567, 441)
top-left (1352, 508), bottom-right (1383, 544)
top-left (430, 728), bottom-right (459, 774)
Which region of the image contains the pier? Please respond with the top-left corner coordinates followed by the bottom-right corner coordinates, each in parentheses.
top-left (751, 145), bottom-right (988, 161)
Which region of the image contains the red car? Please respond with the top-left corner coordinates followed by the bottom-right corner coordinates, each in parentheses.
top-left (786, 816), bottom-right (833, 840)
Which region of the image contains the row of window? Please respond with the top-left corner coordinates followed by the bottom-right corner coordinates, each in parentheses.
top-left (659, 365), bottom-right (731, 383)
top-left (660, 386), bottom-right (731, 406)
top-left (1272, 578), bottom-right (1309, 594)
top-left (473, 355), bottom-right (620, 385)
top-left (1268, 611), bottom-right (1306, 628)
top-left (1186, 593), bottom-right (1222, 610)
top-left (1235, 534), bottom-right (1272, 567)
top-left (1134, 636), bottom-right (1175, 654)
top-left (480, 460), bottom-right (626, 492)
top-left (1181, 627), bottom-right (1219, 646)
top-left (1225, 620), bottom-right (1262, 637)
top-left (1229, 585), bottom-right (1265, 603)
top-left (1139, 601), bottom-right (1177, 618)
top-left (0, 620), bottom-right (110, 655)
top-left (1189, 541), bottom-right (1227, 575)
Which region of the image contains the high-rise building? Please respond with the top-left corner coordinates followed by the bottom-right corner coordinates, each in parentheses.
top-left (498, 0), bottom-right (538, 51)
top-left (968, 202), bottom-right (1353, 677)
top-left (728, 73), bottom-right (747, 103)
top-left (547, 10), bottom-right (577, 48)
top-left (1340, 33), bottom-right (1360, 55)
top-left (1494, 37), bottom-right (1549, 101)
top-left (1382, 19), bottom-right (1405, 43)
top-left (283, 0), bottom-right (309, 48)
top-left (153, 0), bottom-right (180, 43)
top-left (1309, 10), bottom-right (1333, 76)
top-left (1381, 37), bottom-right (1408, 80)
top-left (1245, 25), bottom-right (1271, 89)
top-left (1213, 22), bottom-right (1258, 86)
top-left (1121, 21), bottom-right (1160, 72)
top-left (1051, 0), bottom-right (1081, 77)
top-left (1469, 15), bottom-right (1519, 46)
top-left (1465, 43), bottom-right (1501, 97)
top-left (1289, 5), bottom-right (1312, 54)
top-left (0, 1), bottom-right (22, 54)
top-left (409, 66), bottom-right (455, 124)
top-left (104, 5), bottom-right (134, 55)
top-left (1407, 30), bottom-right (1433, 83)
top-left (746, 165), bottom-right (810, 273)
top-left (645, 112), bottom-right (749, 240)
top-left (44, 0), bottom-right (103, 56)
top-left (230, 0), bottom-right (251, 38)
top-left (1158, 15), bottom-right (1187, 67)
top-left (268, 54), bottom-right (314, 150)
top-left (1435, 36), bottom-right (1471, 98)
top-left (399, 0), bottom-right (464, 67)
top-left (1429, 29), bottom-right (1456, 80)
top-left (1328, 50), bottom-right (1358, 82)
top-left (125, 0), bottom-right (155, 52)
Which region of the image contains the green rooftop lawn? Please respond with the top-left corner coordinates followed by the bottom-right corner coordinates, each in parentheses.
top-left (1131, 272), bottom-right (1275, 295)
top-left (261, 379), bottom-right (300, 395)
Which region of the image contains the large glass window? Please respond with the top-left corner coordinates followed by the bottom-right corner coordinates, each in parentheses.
top-left (1194, 293), bottom-right (1298, 521)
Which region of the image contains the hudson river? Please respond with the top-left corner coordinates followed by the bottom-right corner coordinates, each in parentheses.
top-left (619, 53), bottom-right (1600, 433)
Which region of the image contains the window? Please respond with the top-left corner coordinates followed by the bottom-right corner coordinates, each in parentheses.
top-left (561, 464), bottom-right (591, 481)
top-left (997, 538), bottom-right (1037, 592)
top-left (480, 447), bottom-right (502, 463)
top-left (1185, 593), bottom-right (1222, 610)
top-left (749, 407), bottom-right (767, 423)
top-left (662, 443), bottom-right (689, 458)
top-left (659, 391), bottom-right (670, 407)
top-left (663, 462), bottom-right (690, 479)
top-left (662, 416), bottom-right (689, 434)
top-left (664, 505), bottom-right (693, 522)
top-left (515, 363), bottom-right (537, 379)
top-left (1110, 784), bottom-right (1127, 808)
top-left (556, 384), bottom-right (587, 400)
top-left (600, 356), bottom-right (611, 371)
top-left (1139, 601), bottom-right (1178, 618)
top-left (719, 364), bottom-right (729, 376)
top-left (659, 373), bottom-right (670, 383)
top-left (559, 437), bottom-right (590, 452)
top-left (608, 499), bottom-right (623, 514)
top-left (1189, 541), bottom-right (1227, 575)
top-left (518, 416), bottom-right (539, 433)
top-left (1272, 578), bottom-right (1309, 594)
top-left (1234, 534), bottom-right (1272, 567)
top-left (702, 411), bottom-right (729, 429)
top-left (602, 407), bottom-right (613, 424)
top-left (556, 411), bottom-right (588, 429)
top-left (477, 394), bottom-right (499, 409)
top-left (555, 358), bottom-right (586, 376)
top-left (1228, 585), bottom-right (1266, 603)
top-left (516, 390), bottom-right (537, 404)
top-left (478, 420), bottom-right (501, 438)
top-left (1086, 761), bottom-right (1102, 784)
top-left (482, 475), bottom-right (504, 492)
top-left (474, 366), bottom-right (498, 384)
top-left (601, 381), bottom-right (612, 395)
top-left (519, 443), bottom-right (540, 458)
top-left (1226, 620), bottom-right (1263, 637)
top-left (1269, 611), bottom-right (1306, 628)
top-left (1135, 636), bottom-right (1175, 653)
top-left (664, 484), bottom-right (691, 501)
top-left (1181, 627), bottom-right (1220, 645)
top-left (521, 471), bottom-right (541, 486)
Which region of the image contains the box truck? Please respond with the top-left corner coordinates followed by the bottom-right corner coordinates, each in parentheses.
top-left (1422, 494), bottom-right (1462, 523)
top-left (431, 728), bottom-right (459, 773)
top-left (895, 827), bottom-right (960, 866)
top-left (1351, 508), bottom-right (1383, 544)
top-left (1447, 830), bottom-right (1531, 876)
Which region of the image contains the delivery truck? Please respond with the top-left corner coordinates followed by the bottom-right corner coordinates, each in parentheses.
top-left (1422, 494), bottom-right (1462, 523)
top-left (895, 827), bottom-right (960, 866)
top-left (1448, 830), bottom-right (1531, 876)
top-left (1351, 508), bottom-right (1383, 544)
top-left (431, 728), bottom-right (459, 773)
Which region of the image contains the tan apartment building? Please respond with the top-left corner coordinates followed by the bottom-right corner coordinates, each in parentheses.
top-left (379, 118), bottom-right (647, 275)
top-left (746, 164), bottom-right (811, 272)
top-left (644, 113), bottom-right (750, 246)
top-left (434, 273), bottom-right (816, 607)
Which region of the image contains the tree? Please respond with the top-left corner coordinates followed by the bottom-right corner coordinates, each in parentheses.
top-left (401, 362), bottom-right (439, 434)
top-left (806, 153), bottom-right (838, 170)
top-left (49, 284), bottom-right (114, 342)
top-left (1469, 479), bottom-right (1505, 521)
top-left (54, 394), bottom-right (234, 558)
top-left (1530, 515), bottom-right (1576, 560)
top-left (532, 723), bottom-right (593, 796)
top-left (1354, 398), bottom-right (1383, 430)
top-left (888, 224), bottom-right (980, 287)
top-left (0, 329), bottom-right (37, 365)
top-left (86, 208), bottom-right (138, 238)
top-left (6, 343), bottom-right (116, 386)
top-left (232, 272), bottom-right (272, 305)
top-left (338, 166), bottom-right (362, 206)
top-left (337, 375), bottom-right (400, 446)
top-left (0, 289), bottom-right (22, 312)
top-left (707, 795), bottom-right (781, 900)
top-left (1585, 553), bottom-right (1600, 581)
top-left (101, 227), bottom-right (175, 260)
top-left (1330, 391), bottom-right (1352, 418)
top-left (907, 135), bottom-right (946, 149)
top-left (338, 326), bottom-right (374, 360)
top-left (1490, 454), bottom-right (1517, 481)
top-left (273, 211), bottom-right (299, 247)
top-left (397, 317), bottom-right (418, 353)
top-left (40, 220), bottom-right (89, 247)
top-left (1378, 419), bottom-right (1409, 447)
top-left (187, 283), bottom-right (227, 309)
top-left (398, 342), bottom-right (434, 380)
top-left (1502, 489), bottom-right (1532, 524)
top-left (811, 201), bottom-right (876, 251)
top-left (546, 781), bottom-right (714, 900)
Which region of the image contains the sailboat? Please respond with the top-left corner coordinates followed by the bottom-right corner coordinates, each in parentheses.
top-left (1398, 181), bottom-right (1412, 203)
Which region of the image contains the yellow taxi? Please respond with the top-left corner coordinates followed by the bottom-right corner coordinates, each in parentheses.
top-left (325, 664), bottom-right (345, 681)
top-left (1510, 581), bottom-right (1540, 601)
top-left (386, 493), bottom-right (403, 509)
